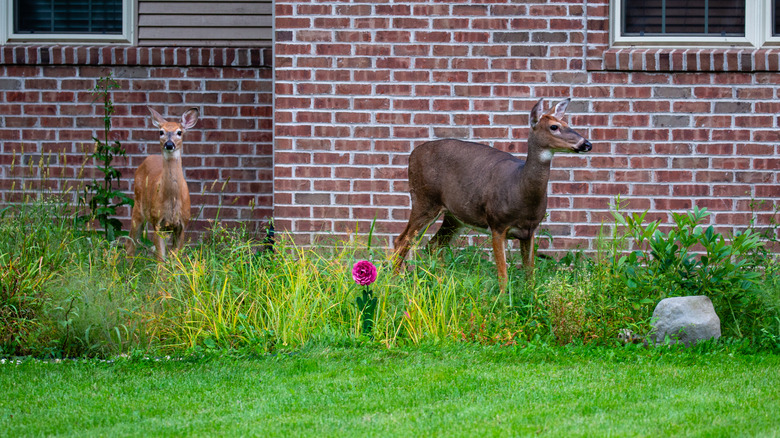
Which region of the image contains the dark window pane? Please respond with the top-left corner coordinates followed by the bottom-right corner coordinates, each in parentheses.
top-left (623, 0), bottom-right (745, 36)
top-left (775, 0), bottom-right (780, 36)
top-left (15, 0), bottom-right (122, 34)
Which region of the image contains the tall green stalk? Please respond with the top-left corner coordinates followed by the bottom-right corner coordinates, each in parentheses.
top-left (77, 73), bottom-right (134, 241)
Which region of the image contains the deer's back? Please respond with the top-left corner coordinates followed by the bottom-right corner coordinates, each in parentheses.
top-left (408, 139), bottom-right (525, 226)
top-left (409, 139), bottom-right (523, 191)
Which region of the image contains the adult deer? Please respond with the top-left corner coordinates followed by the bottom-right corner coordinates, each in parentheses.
top-left (393, 98), bottom-right (592, 289)
top-left (126, 107), bottom-right (199, 261)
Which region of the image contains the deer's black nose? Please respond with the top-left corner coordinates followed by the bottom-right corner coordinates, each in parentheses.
top-left (164, 141), bottom-right (175, 151)
top-left (579, 141), bottom-right (592, 152)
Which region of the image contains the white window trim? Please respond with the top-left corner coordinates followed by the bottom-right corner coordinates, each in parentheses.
top-left (762, 0), bottom-right (780, 45)
top-left (0, 0), bottom-right (135, 45)
top-left (610, 0), bottom-right (776, 48)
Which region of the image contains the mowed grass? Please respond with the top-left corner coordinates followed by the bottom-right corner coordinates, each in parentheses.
top-left (2, 345), bottom-right (779, 437)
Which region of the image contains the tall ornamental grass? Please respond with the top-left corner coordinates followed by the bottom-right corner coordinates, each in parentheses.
top-left (143, 225), bottom-right (515, 352)
top-left (1, 197), bottom-right (778, 358)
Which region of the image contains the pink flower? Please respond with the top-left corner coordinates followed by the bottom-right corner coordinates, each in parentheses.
top-left (352, 260), bottom-right (377, 286)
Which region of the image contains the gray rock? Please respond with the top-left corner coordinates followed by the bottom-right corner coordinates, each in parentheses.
top-left (650, 296), bottom-right (721, 347)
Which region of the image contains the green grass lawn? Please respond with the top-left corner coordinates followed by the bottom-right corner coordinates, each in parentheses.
top-left (2, 345), bottom-right (779, 437)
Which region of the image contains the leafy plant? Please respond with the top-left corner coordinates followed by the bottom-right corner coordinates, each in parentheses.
top-left (610, 201), bottom-right (765, 337)
top-left (77, 73), bottom-right (134, 241)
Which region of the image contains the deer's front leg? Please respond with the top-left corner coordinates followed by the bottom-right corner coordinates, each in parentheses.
top-left (491, 229), bottom-right (509, 292)
top-left (152, 223), bottom-right (167, 261)
top-left (170, 224), bottom-right (185, 256)
top-left (518, 234), bottom-right (535, 276)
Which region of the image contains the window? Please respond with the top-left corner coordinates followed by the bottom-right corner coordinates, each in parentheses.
top-left (611, 0), bottom-right (780, 47)
top-left (775, 0), bottom-right (780, 35)
top-left (1, 0), bottom-right (134, 44)
top-left (622, 0), bottom-right (745, 36)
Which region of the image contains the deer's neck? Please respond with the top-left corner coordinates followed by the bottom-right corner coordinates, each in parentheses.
top-left (516, 137), bottom-right (552, 199)
top-left (161, 153), bottom-right (185, 198)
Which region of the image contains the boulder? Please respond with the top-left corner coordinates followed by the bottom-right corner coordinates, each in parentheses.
top-left (650, 295), bottom-right (721, 347)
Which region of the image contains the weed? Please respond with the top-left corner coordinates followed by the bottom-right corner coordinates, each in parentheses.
top-left (77, 73), bottom-right (134, 241)
top-left (544, 276), bottom-right (587, 345)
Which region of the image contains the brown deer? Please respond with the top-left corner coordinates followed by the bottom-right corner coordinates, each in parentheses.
top-left (393, 98), bottom-right (592, 289)
top-left (126, 107), bottom-right (199, 261)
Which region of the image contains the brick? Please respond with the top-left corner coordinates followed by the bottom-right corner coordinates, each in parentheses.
top-left (393, 126), bottom-right (429, 138)
top-left (510, 45), bottom-right (547, 57)
top-left (376, 31), bottom-right (411, 43)
top-left (453, 32), bottom-right (490, 43)
top-left (653, 86), bottom-right (691, 98)
top-left (393, 18), bottom-right (429, 29)
top-left (0, 79), bottom-right (22, 90)
top-left (415, 31), bottom-right (451, 43)
top-left (493, 32), bottom-right (529, 43)
top-left (354, 17), bottom-right (389, 29)
top-left (452, 5), bottom-right (487, 16)
top-left (433, 99), bottom-right (470, 111)
top-left (653, 115), bottom-right (690, 128)
top-left (472, 45), bottom-right (509, 58)
top-left (416, 113), bottom-right (450, 125)
top-left (612, 114), bottom-right (649, 127)
top-left (713, 101), bottom-right (751, 113)
top-left (394, 45), bottom-right (431, 57)
top-left (734, 116), bottom-right (773, 128)
top-left (532, 32), bottom-right (568, 43)
top-left (433, 45), bottom-right (469, 57)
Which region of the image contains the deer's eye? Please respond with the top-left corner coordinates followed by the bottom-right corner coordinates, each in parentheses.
top-left (550, 125), bottom-right (559, 131)
top-left (159, 130), bottom-right (164, 136)
top-left (177, 131), bottom-right (182, 136)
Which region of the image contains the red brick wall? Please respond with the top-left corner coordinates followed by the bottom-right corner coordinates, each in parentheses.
top-left (0, 46), bottom-right (274, 235)
top-left (274, 0), bottom-right (780, 254)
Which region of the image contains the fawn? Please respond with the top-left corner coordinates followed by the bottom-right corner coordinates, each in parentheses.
top-left (393, 98), bottom-right (592, 290)
top-left (126, 107), bottom-right (199, 261)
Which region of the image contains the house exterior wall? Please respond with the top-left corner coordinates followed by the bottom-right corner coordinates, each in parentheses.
top-left (273, 0), bottom-right (780, 253)
top-left (138, 0), bottom-right (273, 47)
top-left (0, 46), bottom-right (274, 234)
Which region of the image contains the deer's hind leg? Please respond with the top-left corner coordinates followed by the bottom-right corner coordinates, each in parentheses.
top-left (393, 202), bottom-right (444, 272)
top-left (426, 212), bottom-right (462, 256)
top-left (126, 206), bottom-right (144, 258)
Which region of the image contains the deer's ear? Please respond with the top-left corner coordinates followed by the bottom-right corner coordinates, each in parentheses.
top-left (530, 98), bottom-right (544, 127)
top-left (181, 108), bottom-right (200, 130)
top-left (551, 98), bottom-right (570, 120)
top-left (148, 107), bottom-right (166, 129)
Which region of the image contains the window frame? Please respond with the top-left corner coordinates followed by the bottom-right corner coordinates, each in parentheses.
top-left (610, 0), bottom-right (779, 48)
top-left (0, 0), bottom-right (135, 44)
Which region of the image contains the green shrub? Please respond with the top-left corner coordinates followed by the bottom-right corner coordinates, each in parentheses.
top-left (608, 199), bottom-right (776, 341)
